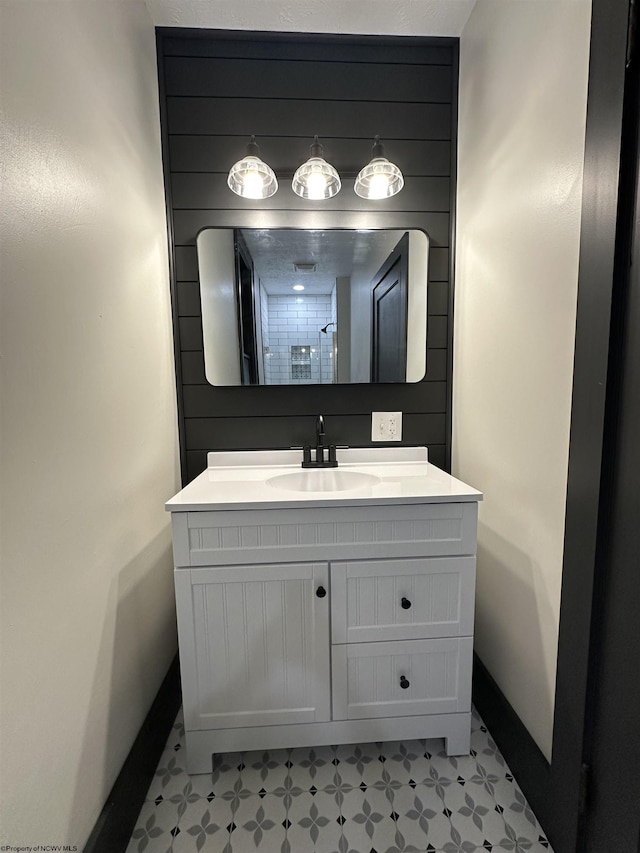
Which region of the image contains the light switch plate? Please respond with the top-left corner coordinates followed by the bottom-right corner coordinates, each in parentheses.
top-left (371, 411), bottom-right (402, 442)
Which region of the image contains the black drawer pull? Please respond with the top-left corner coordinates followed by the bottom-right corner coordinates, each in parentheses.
top-left (401, 597), bottom-right (412, 610)
top-left (400, 675), bottom-right (410, 690)
top-left (316, 586), bottom-right (327, 598)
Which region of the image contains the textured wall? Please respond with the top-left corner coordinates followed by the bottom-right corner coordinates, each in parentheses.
top-left (144, 0), bottom-right (477, 36)
top-left (453, 0), bottom-right (591, 760)
top-left (0, 0), bottom-right (178, 846)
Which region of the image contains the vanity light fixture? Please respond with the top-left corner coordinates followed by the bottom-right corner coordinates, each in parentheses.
top-left (292, 136), bottom-right (341, 200)
top-left (227, 135), bottom-right (278, 199)
top-left (354, 136), bottom-right (404, 200)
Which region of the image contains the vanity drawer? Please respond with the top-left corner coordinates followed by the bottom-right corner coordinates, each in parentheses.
top-left (331, 637), bottom-right (473, 720)
top-left (331, 557), bottom-right (475, 644)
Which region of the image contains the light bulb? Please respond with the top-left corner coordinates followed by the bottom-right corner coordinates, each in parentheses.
top-left (307, 171), bottom-right (328, 200)
top-left (242, 170), bottom-right (266, 199)
top-left (368, 173), bottom-right (391, 199)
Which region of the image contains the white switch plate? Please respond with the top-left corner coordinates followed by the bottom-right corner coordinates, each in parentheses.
top-left (371, 411), bottom-right (402, 442)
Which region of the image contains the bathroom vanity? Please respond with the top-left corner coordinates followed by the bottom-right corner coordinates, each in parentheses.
top-left (166, 448), bottom-right (482, 774)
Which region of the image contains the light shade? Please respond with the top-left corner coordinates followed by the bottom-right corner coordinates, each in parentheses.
top-left (292, 136), bottom-right (341, 200)
top-left (354, 136), bottom-right (404, 200)
top-left (227, 136), bottom-right (278, 199)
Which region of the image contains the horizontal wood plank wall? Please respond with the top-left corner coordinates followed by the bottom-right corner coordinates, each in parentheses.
top-left (157, 31), bottom-right (458, 484)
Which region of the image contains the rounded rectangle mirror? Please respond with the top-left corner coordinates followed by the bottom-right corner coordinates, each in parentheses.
top-left (196, 227), bottom-right (429, 386)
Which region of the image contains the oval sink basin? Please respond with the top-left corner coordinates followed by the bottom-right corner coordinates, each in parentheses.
top-left (266, 469), bottom-right (380, 493)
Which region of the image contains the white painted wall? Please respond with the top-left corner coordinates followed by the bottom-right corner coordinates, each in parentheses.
top-left (0, 1), bottom-right (178, 847)
top-left (454, 0), bottom-right (591, 759)
top-left (197, 229), bottom-right (241, 385)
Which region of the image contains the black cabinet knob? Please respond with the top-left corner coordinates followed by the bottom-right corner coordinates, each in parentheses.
top-left (401, 597), bottom-right (412, 610)
top-left (400, 675), bottom-right (410, 690)
top-left (316, 586), bottom-right (327, 598)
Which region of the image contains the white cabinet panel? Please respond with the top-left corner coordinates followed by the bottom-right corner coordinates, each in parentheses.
top-left (331, 557), bottom-right (476, 643)
top-left (182, 502), bottom-right (478, 566)
top-left (332, 637), bottom-right (473, 720)
top-left (176, 562), bottom-right (330, 731)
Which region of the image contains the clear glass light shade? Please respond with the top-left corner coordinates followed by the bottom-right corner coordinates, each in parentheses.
top-left (227, 155), bottom-right (278, 199)
top-left (354, 157), bottom-right (404, 199)
top-left (292, 157), bottom-right (341, 200)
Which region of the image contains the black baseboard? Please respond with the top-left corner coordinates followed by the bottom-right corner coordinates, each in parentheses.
top-left (83, 655), bottom-right (182, 853)
top-left (472, 654), bottom-right (554, 845)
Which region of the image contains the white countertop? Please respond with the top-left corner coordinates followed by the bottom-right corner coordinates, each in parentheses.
top-left (166, 448), bottom-right (483, 512)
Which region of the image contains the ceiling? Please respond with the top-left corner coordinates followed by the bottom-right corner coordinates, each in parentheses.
top-left (239, 228), bottom-right (405, 295)
top-left (144, 0), bottom-right (477, 37)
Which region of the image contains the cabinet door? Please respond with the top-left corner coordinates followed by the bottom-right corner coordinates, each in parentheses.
top-left (331, 557), bottom-right (475, 644)
top-left (176, 562), bottom-right (330, 731)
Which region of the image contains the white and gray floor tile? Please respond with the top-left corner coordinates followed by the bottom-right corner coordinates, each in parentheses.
top-left (126, 708), bottom-right (553, 853)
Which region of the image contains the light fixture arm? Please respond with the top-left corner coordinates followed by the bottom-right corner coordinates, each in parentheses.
top-left (309, 135), bottom-right (324, 159)
top-left (246, 135), bottom-right (261, 157)
top-left (371, 135), bottom-right (385, 159)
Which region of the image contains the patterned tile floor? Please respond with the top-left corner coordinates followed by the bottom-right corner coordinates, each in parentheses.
top-left (127, 707), bottom-right (553, 853)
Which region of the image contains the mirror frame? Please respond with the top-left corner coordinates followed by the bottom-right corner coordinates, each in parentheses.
top-left (196, 226), bottom-right (430, 387)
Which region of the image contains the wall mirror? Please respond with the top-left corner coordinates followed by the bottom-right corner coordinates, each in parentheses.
top-left (196, 227), bottom-right (429, 386)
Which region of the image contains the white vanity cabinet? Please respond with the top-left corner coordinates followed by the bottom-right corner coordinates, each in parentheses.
top-left (168, 461), bottom-right (482, 775)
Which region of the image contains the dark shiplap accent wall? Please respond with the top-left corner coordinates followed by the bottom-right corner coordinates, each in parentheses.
top-left (156, 30), bottom-right (458, 484)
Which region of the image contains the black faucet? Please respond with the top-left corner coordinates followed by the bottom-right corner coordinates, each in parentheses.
top-left (302, 414), bottom-right (338, 468)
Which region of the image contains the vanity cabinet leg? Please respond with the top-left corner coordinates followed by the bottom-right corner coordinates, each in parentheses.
top-left (184, 731), bottom-right (216, 775)
top-left (445, 732), bottom-right (471, 756)
top-left (444, 715), bottom-right (472, 756)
